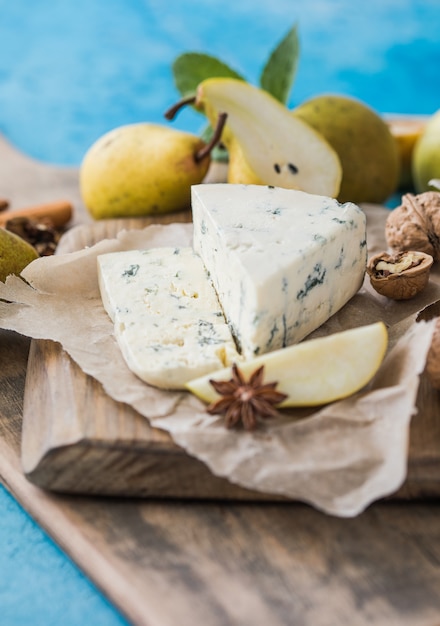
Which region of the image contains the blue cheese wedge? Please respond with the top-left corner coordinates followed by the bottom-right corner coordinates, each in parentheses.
top-left (97, 247), bottom-right (241, 389)
top-left (192, 184), bottom-right (367, 358)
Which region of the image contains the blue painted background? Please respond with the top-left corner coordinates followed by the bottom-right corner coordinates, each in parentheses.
top-left (0, 0), bottom-right (439, 624)
top-left (0, 0), bottom-right (439, 166)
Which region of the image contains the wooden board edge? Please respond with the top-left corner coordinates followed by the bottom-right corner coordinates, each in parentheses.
top-left (21, 337), bottom-right (440, 501)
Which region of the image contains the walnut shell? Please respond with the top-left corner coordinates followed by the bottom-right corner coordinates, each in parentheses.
top-left (426, 317), bottom-right (440, 389)
top-left (367, 250), bottom-right (433, 300)
top-left (385, 192), bottom-right (440, 261)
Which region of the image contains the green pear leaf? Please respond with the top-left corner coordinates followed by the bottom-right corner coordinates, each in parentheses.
top-left (172, 53), bottom-right (245, 98)
top-left (260, 24), bottom-right (300, 104)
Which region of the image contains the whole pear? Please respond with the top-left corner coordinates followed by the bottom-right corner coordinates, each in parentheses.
top-left (0, 228), bottom-right (39, 282)
top-left (293, 95), bottom-right (400, 203)
top-left (412, 109), bottom-right (440, 192)
top-left (80, 123), bottom-right (212, 219)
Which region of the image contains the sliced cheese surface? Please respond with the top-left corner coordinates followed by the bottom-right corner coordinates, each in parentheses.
top-left (97, 246), bottom-right (241, 389)
top-left (192, 184), bottom-right (367, 358)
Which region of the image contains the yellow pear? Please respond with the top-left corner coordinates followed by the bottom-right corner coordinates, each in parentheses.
top-left (293, 95), bottom-right (400, 203)
top-left (194, 78), bottom-right (342, 198)
top-left (0, 228), bottom-right (39, 282)
top-left (412, 109), bottom-right (440, 193)
top-left (79, 123), bottom-right (212, 219)
top-left (186, 322), bottom-right (388, 408)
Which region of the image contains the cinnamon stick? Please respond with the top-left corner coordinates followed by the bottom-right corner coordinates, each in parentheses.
top-left (0, 200), bottom-right (73, 228)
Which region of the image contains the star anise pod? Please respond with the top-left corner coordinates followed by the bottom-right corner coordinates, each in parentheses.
top-left (207, 363), bottom-right (288, 431)
top-left (5, 216), bottom-right (61, 256)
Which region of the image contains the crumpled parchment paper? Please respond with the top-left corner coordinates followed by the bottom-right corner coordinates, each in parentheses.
top-left (0, 211), bottom-right (438, 517)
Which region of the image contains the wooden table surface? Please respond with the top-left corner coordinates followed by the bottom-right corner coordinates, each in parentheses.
top-left (2, 135), bottom-right (440, 626)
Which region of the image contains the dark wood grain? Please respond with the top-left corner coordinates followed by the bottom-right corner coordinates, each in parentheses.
top-left (3, 132), bottom-right (440, 626)
top-left (0, 330), bottom-right (30, 453)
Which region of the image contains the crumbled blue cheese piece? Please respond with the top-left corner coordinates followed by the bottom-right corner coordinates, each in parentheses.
top-left (97, 247), bottom-right (241, 389)
top-left (192, 184), bottom-right (367, 358)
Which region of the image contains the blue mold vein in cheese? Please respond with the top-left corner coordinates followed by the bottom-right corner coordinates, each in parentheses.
top-left (191, 184), bottom-right (367, 358)
top-left (97, 246), bottom-right (241, 389)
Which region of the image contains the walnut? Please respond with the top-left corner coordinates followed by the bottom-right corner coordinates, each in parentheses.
top-left (367, 250), bottom-right (433, 300)
top-left (385, 192), bottom-right (440, 261)
top-left (426, 317), bottom-right (440, 389)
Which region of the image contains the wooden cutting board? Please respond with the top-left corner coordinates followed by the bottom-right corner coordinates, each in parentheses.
top-left (20, 212), bottom-right (440, 501)
top-left (19, 215), bottom-right (280, 500)
top-left (5, 133), bottom-right (440, 626)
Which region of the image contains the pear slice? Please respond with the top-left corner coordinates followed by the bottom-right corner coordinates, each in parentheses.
top-left (186, 322), bottom-right (387, 408)
top-left (195, 78), bottom-right (342, 197)
top-left (226, 136), bottom-right (265, 185)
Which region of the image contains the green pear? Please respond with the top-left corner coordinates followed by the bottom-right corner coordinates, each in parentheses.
top-left (0, 228), bottom-right (39, 282)
top-left (194, 78), bottom-right (342, 198)
top-left (79, 123), bottom-right (212, 219)
top-left (293, 94), bottom-right (400, 203)
top-left (412, 109), bottom-right (440, 192)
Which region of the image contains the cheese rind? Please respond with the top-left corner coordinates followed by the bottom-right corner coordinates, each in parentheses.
top-left (192, 184), bottom-right (367, 358)
top-left (97, 247), bottom-right (241, 389)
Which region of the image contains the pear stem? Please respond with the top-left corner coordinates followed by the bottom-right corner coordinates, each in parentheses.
top-left (164, 95), bottom-right (196, 120)
top-left (195, 112), bottom-right (228, 163)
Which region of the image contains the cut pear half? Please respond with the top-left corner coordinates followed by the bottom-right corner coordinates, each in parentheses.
top-left (195, 78), bottom-right (342, 197)
top-left (186, 322), bottom-right (388, 408)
